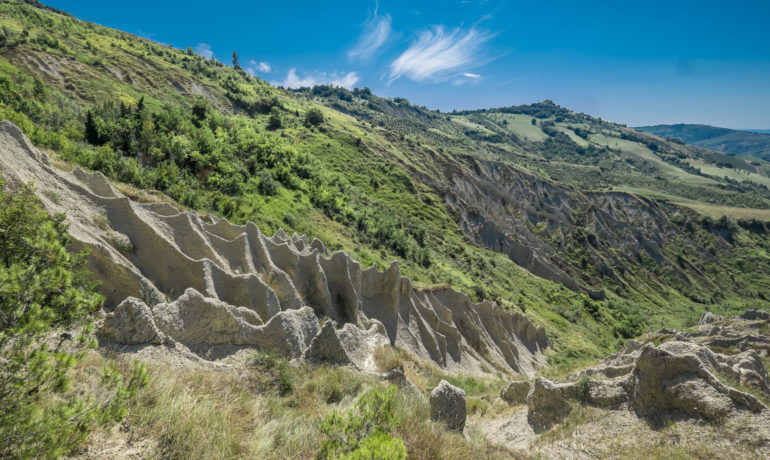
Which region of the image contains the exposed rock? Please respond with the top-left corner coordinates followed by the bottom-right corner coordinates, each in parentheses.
top-left (151, 288), bottom-right (264, 346)
top-left (526, 377), bottom-right (572, 432)
top-left (99, 297), bottom-right (170, 346)
top-left (501, 381), bottom-right (531, 405)
top-left (0, 121), bottom-right (550, 375)
top-left (302, 320), bottom-right (351, 365)
top-left (430, 380), bottom-right (467, 431)
top-left (252, 306), bottom-right (320, 358)
top-left (629, 345), bottom-right (765, 421)
top-left (742, 309), bottom-right (770, 321)
top-left (699, 311), bottom-right (723, 326)
top-left (478, 312), bottom-right (770, 456)
top-left (380, 366), bottom-right (423, 397)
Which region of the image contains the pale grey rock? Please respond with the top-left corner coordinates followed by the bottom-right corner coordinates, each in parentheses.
top-left (254, 306), bottom-right (320, 358)
top-left (699, 311), bottom-right (723, 327)
top-left (501, 381), bottom-right (531, 405)
top-left (151, 288), bottom-right (263, 346)
top-left (99, 297), bottom-right (169, 345)
top-left (380, 366), bottom-right (423, 398)
top-left (430, 380), bottom-right (467, 431)
top-left (630, 345), bottom-right (745, 421)
top-left (526, 377), bottom-right (571, 432)
top-left (302, 320), bottom-right (351, 365)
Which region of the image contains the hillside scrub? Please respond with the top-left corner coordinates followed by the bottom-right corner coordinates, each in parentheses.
top-left (0, 177), bottom-right (147, 458)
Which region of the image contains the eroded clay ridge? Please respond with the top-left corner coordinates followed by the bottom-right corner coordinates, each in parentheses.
top-left (419, 152), bottom-right (745, 301)
top-left (0, 120), bottom-right (548, 375)
top-left (497, 310), bottom-right (770, 435)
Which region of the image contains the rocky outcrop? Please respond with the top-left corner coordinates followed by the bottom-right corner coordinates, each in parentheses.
top-left (699, 311), bottom-right (723, 326)
top-left (380, 366), bottom-right (423, 397)
top-left (526, 377), bottom-right (572, 432)
top-left (499, 314), bottom-right (770, 433)
top-left (531, 339), bottom-right (768, 427)
top-left (0, 120), bottom-right (550, 375)
top-left (741, 309), bottom-right (770, 321)
top-left (100, 297), bottom-right (171, 346)
top-left (430, 380), bottom-right (467, 431)
top-left (629, 345), bottom-right (765, 421)
top-left (302, 320), bottom-right (352, 365)
top-left (103, 289), bottom-right (319, 358)
top-left (501, 380), bottom-right (530, 405)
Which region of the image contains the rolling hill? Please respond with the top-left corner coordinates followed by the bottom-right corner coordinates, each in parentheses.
top-left (637, 123), bottom-right (770, 160)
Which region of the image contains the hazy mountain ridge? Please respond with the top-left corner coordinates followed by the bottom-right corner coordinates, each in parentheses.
top-left (637, 123), bottom-right (770, 160)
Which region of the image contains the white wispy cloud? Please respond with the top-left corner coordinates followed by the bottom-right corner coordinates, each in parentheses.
top-left (389, 26), bottom-right (494, 82)
top-left (348, 5), bottom-right (392, 61)
top-left (452, 72), bottom-right (483, 86)
top-left (245, 60), bottom-right (272, 76)
top-left (274, 69), bottom-right (360, 89)
top-left (195, 43), bottom-right (214, 59)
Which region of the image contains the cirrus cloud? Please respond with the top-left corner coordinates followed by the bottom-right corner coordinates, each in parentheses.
top-left (348, 9), bottom-right (392, 61)
top-left (389, 26), bottom-right (494, 82)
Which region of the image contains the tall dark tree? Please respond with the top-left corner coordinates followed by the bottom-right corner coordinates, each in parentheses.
top-left (84, 110), bottom-right (101, 145)
top-left (135, 96), bottom-right (145, 119)
top-left (232, 50), bottom-right (241, 70)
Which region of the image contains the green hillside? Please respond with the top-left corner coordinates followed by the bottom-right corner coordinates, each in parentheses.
top-left (637, 123), bottom-right (770, 160)
top-left (0, 0), bottom-right (769, 369)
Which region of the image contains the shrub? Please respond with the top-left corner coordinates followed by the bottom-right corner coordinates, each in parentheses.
top-left (0, 177), bottom-right (147, 458)
top-left (282, 211), bottom-right (296, 227)
top-left (319, 386), bottom-right (406, 459)
top-left (258, 171), bottom-right (279, 196)
top-left (305, 107), bottom-right (324, 126)
top-left (268, 106), bottom-right (282, 130)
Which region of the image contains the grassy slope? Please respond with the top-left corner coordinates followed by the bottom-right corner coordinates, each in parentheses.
top-left (0, 0), bottom-right (769, 373)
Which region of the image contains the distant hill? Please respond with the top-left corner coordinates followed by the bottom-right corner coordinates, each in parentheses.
top-left (636, 124), bottom-right (770, 160)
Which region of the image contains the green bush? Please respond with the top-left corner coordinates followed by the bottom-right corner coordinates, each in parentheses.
top-left (318, 386), bottom-right (406, 459)
top-left (305, 108), bottom-right (324, 126)
top-left (268, 106), bottom-right (282, 130)
top-left (258, 170), bottom-right (279, 196)
top-left (0, 177), bottom-right (147, 458)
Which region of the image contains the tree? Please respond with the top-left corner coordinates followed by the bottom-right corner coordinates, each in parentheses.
top-left (257, 171), bottom-right (279, 196)
top-left (232, 50), bottom-right (241, 70)
top-left (267, 106), bottom-right (282, 130)
top-left (0, 177), bottom-right (147, 458)
top-left (191, 97), bottom-right (209, 126)
top-left (305, 107), bottom-right (324, 126)
top-left (84, 110), bottom-right (101, 145)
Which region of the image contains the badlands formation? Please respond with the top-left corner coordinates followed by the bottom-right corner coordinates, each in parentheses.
top-left (0, 120), bottom-right (549, 375)
top-left (480, 310), bottom-right (770, 457)
top-left (2, 120), bottom-right (770, 456)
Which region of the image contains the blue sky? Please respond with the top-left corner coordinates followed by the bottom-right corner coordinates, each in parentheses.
top-left (46, 0), bottom-right (770, 128)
